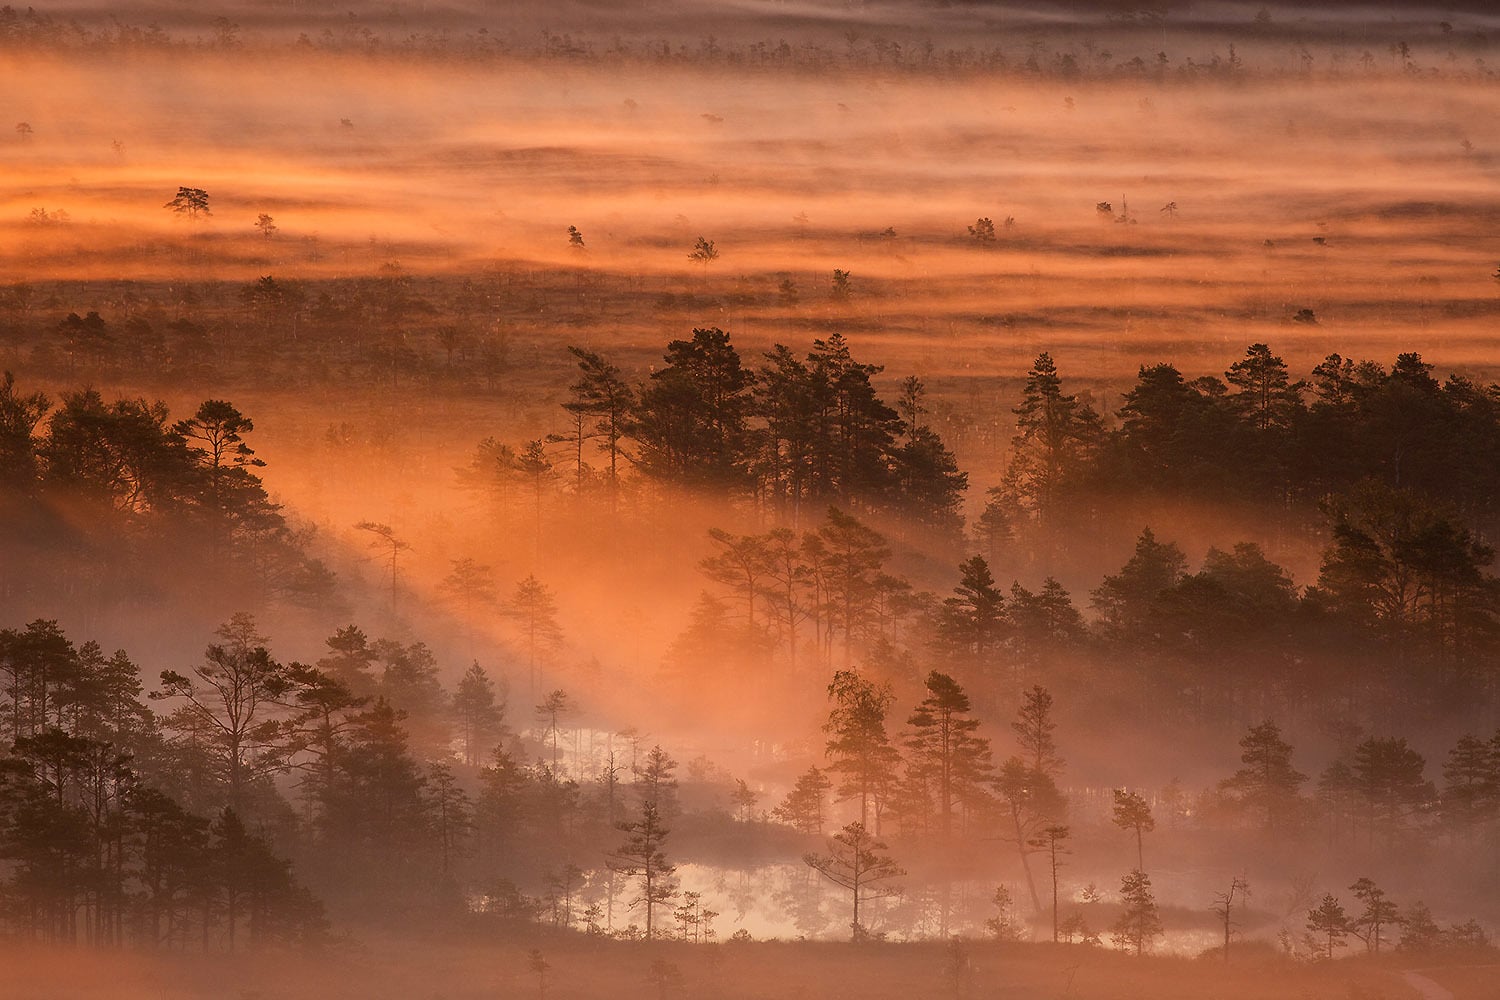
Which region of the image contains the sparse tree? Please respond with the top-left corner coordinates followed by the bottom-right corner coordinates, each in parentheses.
top-left (1349, 877), bottom-right (1400, 953)
top-left (804, 821), bottom-right (904, 941)
top-left (730, 779), bottom-right (758, 822)
top-left (534, 689), bottom-right (572, 773)
top-left (773, 766), bottom-right (832, 834)
top-left (830, 269), bottom-right (852, 301)
top-left (688, 236), bottom-right (718, 264)
top-left (985, 884), bottom-right (1022, 941)
top-left (255, 214), bottom-right (277, 239)
top-left (1112, 869), bottom-right (1162, 955)
top-left (153, 614), bottom-right (298, 815)
top-left (608, 801), bottom-right (677, 940)
top-left (824, 669), bottom-right (900, 830)
top-left (1111, 789), bottom-right (1155, 870)
top-left (528, 949), bottom-right (551, 999)
top-left (452, 662), bottom-right (505, 766)
top-left (1211, 875), bottom-right (1250, 963)
top-left (904, 671), bottom-right (993, 840)
top-left (354, 521), bottom-right (411, 616)
top-left (1306, 893), bottom-right (1351, 960)
top-left (1029, 824), bottom-right (1070, 942)
top-left (505, 575), bottom-right (563, 694)
top-left (967, 217), bottom-right (996, 243)
top-left (165, 186), bottom-right (211, 219)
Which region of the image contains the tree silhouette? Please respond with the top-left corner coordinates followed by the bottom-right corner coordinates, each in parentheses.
top-left (1210, 875), bottom-right (1250, 963)
top-left (1028, 824), bottom-right (1070, 942)
top-left (153, 614), bottom-right (297, 815)
top-left (1111, 789), bottom-right (1154, 870)
top-left (1218, 720), bottom-right (1305, 833)
top-left (164, 186), bottom-right (211, 219)
top-left (608, 801), bottom-right (677, 940)
top-left (804, 821), bottom-right (903, 941)
top-left (824, 669), bottom-right (899, 830)
top-left (1349, 876), bottom-right (1399, 953)
top-left (354, 521), bottom-right (411, 616)
top-left (687, 236), bottom-right (718, 264)
top-left (534, 689), bottom-right (572, 773)
top-left (504, 575), bottom-right (562, 694)
top-left (904, 671), bottom-right (993, 841)
top-left (1111, 869), bottom-right (1162, 955)
top-left (1306, 893), bottom-right (1351, 959)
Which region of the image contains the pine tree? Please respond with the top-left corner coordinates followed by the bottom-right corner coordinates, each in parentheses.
top-left (804, 821), bottom-right (903, 941)
top-left (1111, 869), bottom-right (1162, 955)
top-left (934, 556), bottom-right (1006, 662)
top-left (1349, 877), bottom-right (1399, 953)
top-left (1111, 789), bottom-right (1155, 871)
top-left (1306, 893), bottom-right (1351, 959)
top-left (1218, 720), bottom-right (1306, 833)
top-left (452, 662), bottom-right (506, 766)
top-left (607, 801), bottom-right (677, 940)
top-left (823, 670), bottom-right (900, 830)
top-left (773, 766), bottom-right (832, 834)
top-left (904, 671), bottom-right (993, 839)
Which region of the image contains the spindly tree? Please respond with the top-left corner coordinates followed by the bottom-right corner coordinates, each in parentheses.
top-left (354, 521), bottom-right (410, 616)
top-left (816, 507), bottom-right (892, 666)
top-left (154, 614), bottom-right (299, 815)
top-left (607, 801), bottom-right (677, 940)
top-left (562, 346), bottom-right (634, 498)
top-left (452, 662), bottom-right (506, 766)
top-left (699, 528), bottom-right (774, 633)
top-left (804, 821), bottom-right (903, 941)
top-left (1029, 824), bottom-right (1070, 942)
top-left (904, 671), bottom-right (993, 839)
top-left (1111, 789), bottom-right (1154, 871)
top-left (505, 576), bottom-right (563, 694)
top-left (1349, 877), bottom-right (1400, 954)
top-left (823, 670), bottom-right (900, 830)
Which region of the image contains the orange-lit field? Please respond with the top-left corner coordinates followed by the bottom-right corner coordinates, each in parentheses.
top-left (2, 936), bottom-right (1483, 1000)
top-left (6, 2), bottom-right (1500, 639)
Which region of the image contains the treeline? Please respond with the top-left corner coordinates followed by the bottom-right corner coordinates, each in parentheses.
top-left (682, 504), bottom-right (1497, 727)
top-left (464, 330), bottom-right (967, 534)
top-left (801, 670), bottom-right (1500, 950)
top-left (986, 347), bottom-right (1500, 541)
top-left (0, 374), bottom-right (331, 608)
top-left (0, 3), bottom-right (1481, 83)
top-left (4, 616), bottom-right (1498, 952)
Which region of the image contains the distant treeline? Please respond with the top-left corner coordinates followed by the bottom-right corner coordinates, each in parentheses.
top-left (0, 3), bottom-right (1489, 82)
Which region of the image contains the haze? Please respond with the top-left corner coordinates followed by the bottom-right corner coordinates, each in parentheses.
top-left (1, 2), bottom-right (1498, 998)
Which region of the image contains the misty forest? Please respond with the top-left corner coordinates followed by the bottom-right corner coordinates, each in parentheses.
top-left (3, 1), bottom-right (1500, 998)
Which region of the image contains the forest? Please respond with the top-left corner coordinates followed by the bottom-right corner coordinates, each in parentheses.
top-left (4, 1), bottom-right (1500, 998)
